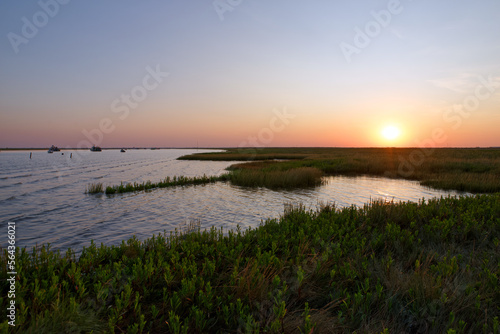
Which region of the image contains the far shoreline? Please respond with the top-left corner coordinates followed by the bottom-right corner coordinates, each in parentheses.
top-left (0, 147), bottom-right (225, 151)
top-left (2, 146), bottom-right (499, 151)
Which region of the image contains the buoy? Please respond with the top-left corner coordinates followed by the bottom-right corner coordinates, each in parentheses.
top-left (30, 152), bottom-right (32, 159)
top-left (70, 153), bottom-right (72, 159)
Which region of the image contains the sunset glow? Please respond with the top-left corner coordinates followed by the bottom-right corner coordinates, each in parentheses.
top-left (0, 1), bottom-right (499, 148)
top-left (382, 126), bottom-right (401, 141)
top-left (1, 2), bottom-right (499, 330)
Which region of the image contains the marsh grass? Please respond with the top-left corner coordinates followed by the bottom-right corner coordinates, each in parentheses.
top-left (230, 167), bottom-right (324, 189)
top-left (86, 167), bottom-right (323, 195)
top-left (89, 148), bottom-right (500, 194)
top-left (420, 172), bottom-right (500, 193)
top-left (86, 182), bottom-right (104, 194)
top-left (177, 148), bottom-right (307, 161)
top-left (86, 174), bottom-right (231, 195)
top-left (180, 147), bottom-right (500, 193)
top-left (1, 194), bottom-right (499, 333)
top-left (179, 219), bottom-right (201, 236)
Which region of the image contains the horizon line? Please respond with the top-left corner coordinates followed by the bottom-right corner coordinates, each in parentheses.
top-left (2, 146), bottom-right (499, 151)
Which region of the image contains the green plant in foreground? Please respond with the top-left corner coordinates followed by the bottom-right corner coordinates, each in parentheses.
top-left (300, 302), bottom-right (315, 334)
top-left (1, 193), bottom-right (499, 333)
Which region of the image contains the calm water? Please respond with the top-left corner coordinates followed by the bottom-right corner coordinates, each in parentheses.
top-left (0, 149), bottom-right (468, 253)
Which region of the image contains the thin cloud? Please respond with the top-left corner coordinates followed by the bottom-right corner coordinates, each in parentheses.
top-left (390, 28), bottom-right (404, 40)
top-left (428, 73), bottom-right (481, 94)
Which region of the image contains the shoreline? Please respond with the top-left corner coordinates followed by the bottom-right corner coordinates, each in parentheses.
top-left (1, 193), bottom-right (498, 332)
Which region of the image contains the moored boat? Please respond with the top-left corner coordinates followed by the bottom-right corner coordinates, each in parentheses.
top-left (90, 145), bottom-right (102, 152)
top-left (48, 145), bottom-right (60, 153)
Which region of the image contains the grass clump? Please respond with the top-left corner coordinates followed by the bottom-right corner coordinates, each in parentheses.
top-left (86, 167), bottom-right (323, 195)
top-left (86, 174), bottom-right (231, 195)
top-left (230, 167), bottom-right (323, 189)
top-left (86, 182), bottom-right (104, 194)
top-left (1, 194), bottom-right (499, 333)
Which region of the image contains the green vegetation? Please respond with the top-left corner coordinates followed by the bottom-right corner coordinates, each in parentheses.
top-left (229, 167), bottom-right (323, 189)
top-left (86, 182), bottom-right (104, 194)
top-left (178, 151), bottom-right (308, 161)
top-left (180, 147), bottom-right (500, 193)
top-left (2, 194), bottom-right (499, 333)
top-left (88, 148), bottom-right (500, 193)
top-left (86, 166), bottom-right (323, 195)
top-left (87, 175), bottom-right (231, 195)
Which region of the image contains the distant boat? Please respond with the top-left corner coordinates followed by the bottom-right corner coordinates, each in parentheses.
top-left (90, 146), bottom-right (102, 152)
top-left (48, 145), bottom-right (60, 153)
top-left (120, 148), bottom-right (126, 153)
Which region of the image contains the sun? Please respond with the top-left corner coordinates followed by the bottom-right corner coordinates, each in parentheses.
top-left (382, 126), bottom-right (401, 141)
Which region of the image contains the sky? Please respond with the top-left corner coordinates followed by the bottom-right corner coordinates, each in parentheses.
top-left (0, 0), bottom-right (499, 148)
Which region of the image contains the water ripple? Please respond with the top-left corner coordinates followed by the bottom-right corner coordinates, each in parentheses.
top-left (0, 149), bottom-right (469, 254)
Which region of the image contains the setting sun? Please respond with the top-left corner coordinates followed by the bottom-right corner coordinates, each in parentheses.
top-left (382, 126), bottom-right (401, 141)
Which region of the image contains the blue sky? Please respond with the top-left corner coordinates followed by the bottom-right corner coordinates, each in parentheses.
top-left (1, 0), bottom-right (499, 147)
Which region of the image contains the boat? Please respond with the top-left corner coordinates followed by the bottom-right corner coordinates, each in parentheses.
top-left (90, 145), bottom-right (102, 152)
top-left (120, 149), bottom-right (126, 153)
top-left (48, 145), bottom-right (60, 153)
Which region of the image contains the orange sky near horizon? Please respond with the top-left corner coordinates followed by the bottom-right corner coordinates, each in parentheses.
top-left (2, 103), bottom-right (498, 148)
top-left (1, 1), bottom-right (499, 148)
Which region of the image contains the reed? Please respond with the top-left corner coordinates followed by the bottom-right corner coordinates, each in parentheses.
top-left (86, 182), bottom-right (103, 194)
top-left (1, 194), bottom-right (499, 333)
top-left (178, 149), bottom-right (307, 161)
top-left (230, 167), bottom-right (323, 189)
top-left (86, 174), bottom-right (231, 195)
top-left (86, 167), bottom-right (324, 195)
